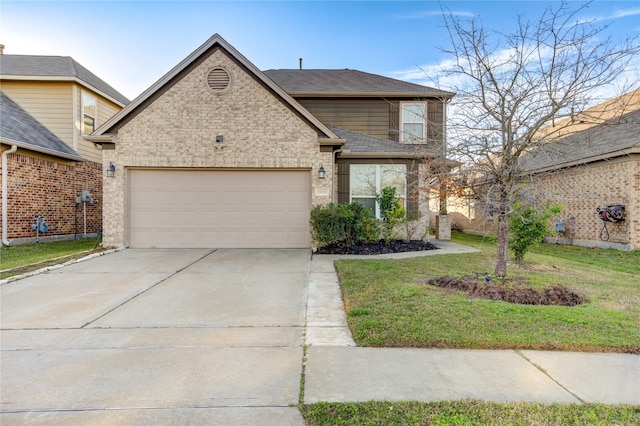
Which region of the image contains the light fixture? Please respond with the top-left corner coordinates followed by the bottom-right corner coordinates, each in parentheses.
top-left (106, 162), bottom-right (116, 178)
top-left (215, 135), bottom-right (225, 151)
top-left (318, 165), bottom-right (326, 179)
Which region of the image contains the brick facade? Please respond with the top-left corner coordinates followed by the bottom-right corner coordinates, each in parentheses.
top-left (451, 156), bottom-right (639, 250)
top-left (0, 152), bottom-right (102, 241)
top-left (534, 157), bottom-right (638, 249)
top-left (103, 49), bottom-right (333, 248)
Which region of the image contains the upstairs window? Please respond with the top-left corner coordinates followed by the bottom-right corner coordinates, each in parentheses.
top-left (401, 102), bottom-right (426, 143)
top-left (82, 92), bottom-right (97, 135)
top-left (350, 164), bottom-right (406, 219)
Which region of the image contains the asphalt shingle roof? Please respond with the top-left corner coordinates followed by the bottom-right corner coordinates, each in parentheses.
top-left (0, 91), bottom-right (83, 161)
top-left (0, 55), bottom-right (129, 106)
top-left (524, 108), bottom-right (640, 172)
top-left (263, 69), bottom-right (454, 98)
top-left (328, 125), bottom-right (438, 157)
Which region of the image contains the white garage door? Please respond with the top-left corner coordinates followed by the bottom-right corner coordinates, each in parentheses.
top-left (128, 170), bottom-right (311, 248)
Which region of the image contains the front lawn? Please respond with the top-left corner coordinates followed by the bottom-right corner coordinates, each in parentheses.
top-left (302, 401), bottom-right (640, 425)
top-left (335, 232), bottom-right (639, 353)
top-left (0, 237), bottom-right (103, 278)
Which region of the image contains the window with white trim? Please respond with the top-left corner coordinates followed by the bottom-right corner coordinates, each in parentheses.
top-left (350, 164), bottom-right (406, 218)
top-left (82, 92), bottom-right (97, 135)
top-left (401, 102), bottom-right (426, 143)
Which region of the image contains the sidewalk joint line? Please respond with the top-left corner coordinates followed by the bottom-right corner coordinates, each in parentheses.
top-left (515, 350), bottom-right (586, 404)
top-left (80, 249), bottom-right (218, 328)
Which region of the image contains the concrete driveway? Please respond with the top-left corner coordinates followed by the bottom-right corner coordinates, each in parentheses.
top-left (1, 249), bottom-right (309, 425)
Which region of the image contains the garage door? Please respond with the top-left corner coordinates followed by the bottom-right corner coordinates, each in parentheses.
top-left (128, 170), bottom-right (311, 248)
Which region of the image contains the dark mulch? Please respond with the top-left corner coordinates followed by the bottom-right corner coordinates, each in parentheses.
top-left (426, 275), bottom-right (587, 306)
top-left (316, 240), bottom-right (438, 255)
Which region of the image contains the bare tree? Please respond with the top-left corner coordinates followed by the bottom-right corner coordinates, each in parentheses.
top-left (440, 1), bottom-right (639, 277)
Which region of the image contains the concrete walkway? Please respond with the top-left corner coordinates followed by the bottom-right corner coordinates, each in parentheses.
top-left (304, 240), bottom-right (640, 406)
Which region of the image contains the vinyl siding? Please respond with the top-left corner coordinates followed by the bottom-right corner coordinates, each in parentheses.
top-left (298, 98), bottom-right (445, 151)
top-left (2, 81), bottom-right (122, 163)
top-left (1, 81), bottom-right (75, 146)
top-left (76, 88), bottom-right (121, 163)
top-left (297, 99), bottom-right (391, 140)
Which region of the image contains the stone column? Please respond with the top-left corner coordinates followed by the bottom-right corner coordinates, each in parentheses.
top-left (435, 214), bottom-right (451, 240)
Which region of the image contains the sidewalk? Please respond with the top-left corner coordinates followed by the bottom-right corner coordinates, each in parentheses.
top-left (304, 240), bottom-right (640, 405)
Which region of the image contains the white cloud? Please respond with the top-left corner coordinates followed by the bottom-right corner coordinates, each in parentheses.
top-left (581, 7), bottom-right (640, 24)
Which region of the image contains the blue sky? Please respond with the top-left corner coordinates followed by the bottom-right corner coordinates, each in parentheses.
top-left (2, 1), bottom-right (639, 100)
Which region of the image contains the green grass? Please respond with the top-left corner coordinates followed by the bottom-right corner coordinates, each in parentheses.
top-left (302, 401), bottom-right (640, 425)
top-left (335, 232), bottom-right (640, 353)
top-left (1, 237), bottom-right (103, 278)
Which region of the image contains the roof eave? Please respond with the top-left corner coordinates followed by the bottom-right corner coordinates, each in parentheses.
top-left (1, 138), bottom-right (86, 162)
top-left (288, 91), bottom-right (455, 99)
top-left (338, 151), bottom-right (426, 159)
top-left (527, 145), bottom-right (640, 174)
top-left (85, 134), bottom-right (115, 143)
top-left (318, 137), bottom-right (345, 146)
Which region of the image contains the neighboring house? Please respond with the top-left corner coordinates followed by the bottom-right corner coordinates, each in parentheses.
top-left (524, 106), bottom-right (640, 250)
top-left (0, 49), bottom-right (129, 244)
top-left (454, 89), bottom-right (639, 250)
top-left (91, 34), bottom-right (454, 249)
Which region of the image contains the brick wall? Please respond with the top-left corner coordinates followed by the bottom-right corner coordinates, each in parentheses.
top-left (456, 157), bottom-right (638, 250)
top-left (534, 159), bottom-right (636, 248)
top-left (103, 48), bottom-right (333, 248)
top-left (0, 153), bottom-right (102, 241)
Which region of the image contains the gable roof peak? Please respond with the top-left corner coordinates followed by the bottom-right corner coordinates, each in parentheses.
top-left (94, 34), bottom-right (340, 141)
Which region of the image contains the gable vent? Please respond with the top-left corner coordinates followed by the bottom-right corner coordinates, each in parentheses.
top-left (207, 68), bottom-right (231, 92)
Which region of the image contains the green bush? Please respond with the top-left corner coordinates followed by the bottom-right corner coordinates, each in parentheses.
top-left (310, 202), bottom-right (380, 247)
top-left (376, 186), bottom-right (406, 242)
top-left (509, 201), bottom-right (562, 262)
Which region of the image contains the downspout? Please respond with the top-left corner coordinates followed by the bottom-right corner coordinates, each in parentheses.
top-left (2, 145), bottom-right (18, 246)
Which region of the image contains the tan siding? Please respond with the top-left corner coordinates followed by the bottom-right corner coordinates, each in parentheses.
top-left (76, 88), bottom-right (122, 163)
top-left (1, 81), bottom-right (74, 146)
top-left (298, 99), bottom-right (391, 139)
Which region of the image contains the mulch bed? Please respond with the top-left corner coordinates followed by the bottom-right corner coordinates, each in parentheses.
top-left (316, 240), bottom-right (438, 255)
top-left (426, 275), bottom-right (587, 306)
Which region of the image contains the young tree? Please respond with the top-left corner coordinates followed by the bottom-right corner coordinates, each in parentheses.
top-left (440, 1), bottom-right (639, 277)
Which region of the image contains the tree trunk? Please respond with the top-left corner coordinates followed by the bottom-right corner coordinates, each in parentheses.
top-left (495, 213), bottom-right (509, 278)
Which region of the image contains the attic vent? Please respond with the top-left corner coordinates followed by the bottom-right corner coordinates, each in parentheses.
top-left (207, 68), bottom-right (231, 92)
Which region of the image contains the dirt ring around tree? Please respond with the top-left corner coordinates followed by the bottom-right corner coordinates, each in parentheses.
top-left (426, 275), bottom-right (587, 307)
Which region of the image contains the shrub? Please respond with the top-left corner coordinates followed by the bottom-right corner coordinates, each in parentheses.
top-left (376, 186), bottom-right (406, 243)
top-left (509, 201), bottom-right (563, 262)
top-left (310, 202), bottom-right (380, 247)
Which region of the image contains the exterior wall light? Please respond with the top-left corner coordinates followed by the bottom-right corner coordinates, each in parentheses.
top-left (106, 162), bottom-right (116, 178)
top-left (318, 165), bottom-right (326, 179)
top-left (215, 135), bottom-right (225, 151)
